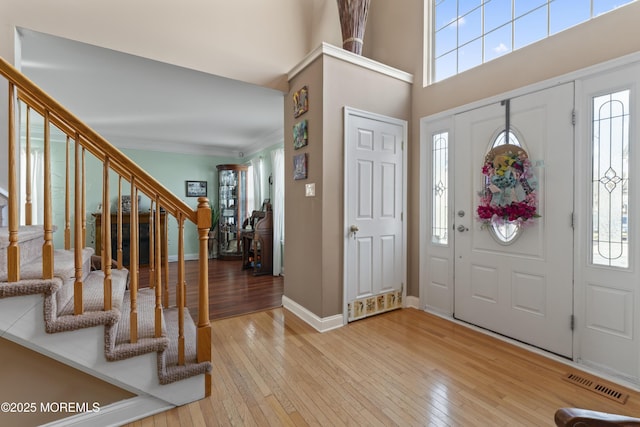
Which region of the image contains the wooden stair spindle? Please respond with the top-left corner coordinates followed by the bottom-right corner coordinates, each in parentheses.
top-left (154, 196), bottom-right (163, 338)
top-left (177, 214), bottom-right (185, 365)
top-left (149, 200), bottom-right (155, 289)
top-left (102, 158), bottom-right (112, 311)
top-left (64, 135), bottom-right (71, 250)
top-left (73, 133), bottom-right (84, 315)
top-left (117, 177), bottom-right (123, 269)
top-left (42, 110), bottom-right (54, 279)
top-left (7, 82), bottom-right (19, 282)
top-left (129, 180), bottom-right (139, 343)
top-left (25, 105), bottom-right (32, 225)
top-left (81, 147), bottom-right (87, 245)
top-left (163, 209), bottom-right (169, 308)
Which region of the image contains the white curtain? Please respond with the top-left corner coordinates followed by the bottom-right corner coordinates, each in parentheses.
top-left (270, 148), bottom-right (285, 275)
top-left (0, 189), bottom-right (8, 227)
top-left (20, 147), bottom-right (44, 225)
top-left (249, 157), bottom-right (263, 211)
top-left (246, 163), bottom-right (255, 215)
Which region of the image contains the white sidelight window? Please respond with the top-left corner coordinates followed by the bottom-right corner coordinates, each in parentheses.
top-left (432, 131), bottom-right (449, 244)
top-left (591, 90), bottom-right (630, 268)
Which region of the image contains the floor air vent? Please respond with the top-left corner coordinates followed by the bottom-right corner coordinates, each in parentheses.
top-left (563, 372), bottom-right (629, 404)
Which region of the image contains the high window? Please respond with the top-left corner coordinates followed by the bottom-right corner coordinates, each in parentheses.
top-left (432, 0), bottom-right (636, 82)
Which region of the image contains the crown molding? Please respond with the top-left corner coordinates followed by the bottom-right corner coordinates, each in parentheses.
top-left (288, 42), bottom-right (413, 84)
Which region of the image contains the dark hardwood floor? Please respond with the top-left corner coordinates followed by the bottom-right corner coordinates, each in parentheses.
top-left (138, 259), bottom-right (284, 321)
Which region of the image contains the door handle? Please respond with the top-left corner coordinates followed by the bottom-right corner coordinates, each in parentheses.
top-left (350, 225), bottom-right (359, 240)
top-left (457, 224), bottom-right (469, 232)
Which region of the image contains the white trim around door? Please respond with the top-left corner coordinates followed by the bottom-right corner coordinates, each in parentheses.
top-left (342, 107), bottom-right (408, 325)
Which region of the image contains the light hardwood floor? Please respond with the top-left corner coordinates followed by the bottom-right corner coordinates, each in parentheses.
top-left (125, 307), bottom-right (640, 426)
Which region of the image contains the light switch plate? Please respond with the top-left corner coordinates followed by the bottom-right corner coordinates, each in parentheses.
top-left (305, 183), bottom-right (315, 197)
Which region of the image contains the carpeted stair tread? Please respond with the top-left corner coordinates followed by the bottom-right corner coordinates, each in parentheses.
top-left (105, 287), bottom-right (168, 361)
top-left (44, 269), bottom-right (129, 334)
top-left (0, 277), bottom-right (63, 298)
top-left (2, 228), bottom-right (210, 388)
top-left (0, 247), bottom-right (94, 283)
top-left (58, 269), bottom-right (128, 316)
top-left (158, 307), bottom-right (211, 385)
top-left (0, 225), bottom-right (44, 247)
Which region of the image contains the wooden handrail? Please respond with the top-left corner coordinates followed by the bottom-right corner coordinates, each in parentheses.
top-left (1, 56), bottom-right (195, 223)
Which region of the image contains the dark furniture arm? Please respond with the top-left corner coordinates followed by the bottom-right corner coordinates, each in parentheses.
top-left (555, 408), bottom-right (640, 427)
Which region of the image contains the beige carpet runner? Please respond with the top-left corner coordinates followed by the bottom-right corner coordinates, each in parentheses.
top-left (0, 226), bottom-right (210, 386)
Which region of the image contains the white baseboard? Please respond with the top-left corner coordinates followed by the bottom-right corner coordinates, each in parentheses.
top-left (167, 253), bottom-right (199, 262)
top-left (41, 395), bottom-right (173, 427)
top-left (282, 296), bottom-right (344, 333)
top-left (405, 295), bottom-right (419, 309)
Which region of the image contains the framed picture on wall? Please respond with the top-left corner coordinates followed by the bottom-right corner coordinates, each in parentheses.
top-left (293, 86), bottom-right (308, 118)
top-left (186, 180), bottom-right (207, 197)
top-left (293, 153), bottom-right (308, 180)
top-left (293, 120), bottom-right (308, 149)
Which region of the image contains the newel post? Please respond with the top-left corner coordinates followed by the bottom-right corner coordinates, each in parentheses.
top-left (196, 197), bottom-right (212, 396)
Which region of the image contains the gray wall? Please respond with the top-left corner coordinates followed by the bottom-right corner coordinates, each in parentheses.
top-left (284, 52), bottom-right (411, 318)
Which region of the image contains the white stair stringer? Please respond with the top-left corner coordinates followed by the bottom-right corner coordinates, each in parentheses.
top-left (0, 292), bottom-right (206, 407)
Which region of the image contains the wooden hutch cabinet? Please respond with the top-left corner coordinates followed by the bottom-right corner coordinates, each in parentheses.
top-left (217, 164), bottom-right (248, 260)
top-left (93, 211), bottom-right (167, 267)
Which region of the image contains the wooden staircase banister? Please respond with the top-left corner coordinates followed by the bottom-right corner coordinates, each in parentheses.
top-left (1, 53), bottom-right (212, 398)
top-left (1, 56), bottom-right (195, 224)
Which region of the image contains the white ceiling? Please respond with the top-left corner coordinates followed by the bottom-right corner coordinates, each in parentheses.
top-left (18, 28), bottom-right (285, 158)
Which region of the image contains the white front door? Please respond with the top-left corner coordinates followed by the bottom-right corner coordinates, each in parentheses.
top-left (454, 83), bottom-right (574, 357)
top-left (344, 108), bottom-right (406, 322)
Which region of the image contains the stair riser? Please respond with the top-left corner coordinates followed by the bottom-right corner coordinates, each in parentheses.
top-left (53, 254), bottom-right (98, 320)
